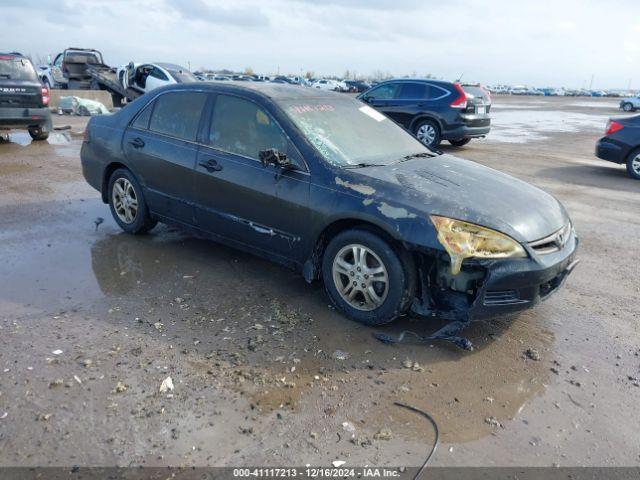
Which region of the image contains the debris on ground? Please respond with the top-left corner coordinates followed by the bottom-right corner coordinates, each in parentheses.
top-left (52, 350), bottom-right (63, 356)
top-left (114, 381), bottom-right (127, 393)
top-left (49, 378), bottom-right (64, 388)
top-left (402, 359), bottom-right (424, 371)
top-left (332, 460), bottom-right (346, 467)
top-left (247, 335), bottom-right (264, 351)
top-left (94, 217), bottom-right (104, 231)
top-left (484, 416), bottom-right (504, 428)
top-left (373, 427), bottom-right (393, 440)
top-left (524, 348), bottom-right (540, 361)
top-left (36, 413), bottom-right (52, 421)
top-left (332, 350), bottom-right (350, 361)
top-left (0, 412), bottom-right (7, 420)
top-left (59, 96), bottom-right (109, 116)
top-left (342, 421), bottom-right (356, 433)
top-left (159, 376), bottom-right (174, 393)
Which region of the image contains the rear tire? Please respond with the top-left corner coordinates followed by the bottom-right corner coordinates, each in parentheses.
top-left (108, 168), bottom-right (157, 234)
top-left (28, 126), bottom-right (49, 141)
top-left (626, 149), bottom-right (640, 180)
top-left (321, 228), bottom-right (415, 326)
top-left (414, 119), bottom-right (441, 148)
top-left (448, 138), bottom-right (471, 147)
top-left (622, 102), bottom-right (634, 112)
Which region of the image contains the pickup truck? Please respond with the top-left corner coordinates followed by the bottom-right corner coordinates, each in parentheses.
top-left (0, 52), bottom-right (51, 140)
top-left (50, 48), bottom-right (106, 89)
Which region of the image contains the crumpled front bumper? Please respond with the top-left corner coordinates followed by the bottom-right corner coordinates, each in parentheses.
top-left (466, 233), bottom-right (579, 320)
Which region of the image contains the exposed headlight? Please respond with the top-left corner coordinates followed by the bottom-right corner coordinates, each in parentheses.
top-left (430, 215), bottom-right (527, 275)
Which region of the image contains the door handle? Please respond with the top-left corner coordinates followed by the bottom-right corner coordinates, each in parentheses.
top-left (128, 137), bottom-right (145, 149)
top-left (199, 158), bottom-right (223, 172)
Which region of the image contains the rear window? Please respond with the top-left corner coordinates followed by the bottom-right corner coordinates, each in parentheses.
top-left (0, 56), bottom-right (37, 81)
top-left (65, 52), bottom-right (101, 64)
top-left (463, 86), bottom-right (488, 99)
top-left (397, 82), bottom-right (428, 99)
top-left (148, 91), bottom-right (206, 141)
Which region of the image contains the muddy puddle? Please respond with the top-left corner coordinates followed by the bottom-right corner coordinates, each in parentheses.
top-left (1, 131), bottom-right (72, 146)
top-left (0, 197), bottom-right (555, 448)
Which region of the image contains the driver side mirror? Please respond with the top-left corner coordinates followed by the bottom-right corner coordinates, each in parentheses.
top-left (362, 95), bottom-right (374, 103)
top-left (259, 149), bottom-right (292, 169)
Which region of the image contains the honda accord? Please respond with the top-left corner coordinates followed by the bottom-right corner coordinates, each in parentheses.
top-left (81, 83), bottom-right (578, 338)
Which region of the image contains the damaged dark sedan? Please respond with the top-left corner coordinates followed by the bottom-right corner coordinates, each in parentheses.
top-left (81, 83), bottom-right (579, 347)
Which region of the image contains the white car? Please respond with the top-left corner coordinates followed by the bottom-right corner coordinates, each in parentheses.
top-left (312, 79), bottom-right (346, 92)
top-left (118, 62), bottom-right (196, 94)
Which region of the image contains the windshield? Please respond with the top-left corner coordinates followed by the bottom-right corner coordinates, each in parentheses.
top-left (281, 97), bottom-right (429, 166)
top-left (167, 69), bottom-right (196, 83)
top-left (0, 56), bottom-right (37, 80)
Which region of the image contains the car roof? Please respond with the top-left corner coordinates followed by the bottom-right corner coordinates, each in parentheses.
top-left (377, 78), bottom-right (453, 87)
top-left (155, 62), bottom-right (188, 71)
top-left (167, 81), bottom-right (346, 101)
top-left (0, 52), bottom-right (26, 58)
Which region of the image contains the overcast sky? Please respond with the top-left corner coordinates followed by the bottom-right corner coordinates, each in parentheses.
top-left (2, 0), bottom-right (639, 89)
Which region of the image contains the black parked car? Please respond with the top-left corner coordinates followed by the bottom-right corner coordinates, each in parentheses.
top-left (345, 80), bottom-right (371, 93)
top-left (0, 52), bottom-right (51, 141)
top-left (81, 83), bottom-right (577, 342)
top-left (595, 116), bottom-right (640, 179)
top-left (357, 79), bottom-right (491, 148)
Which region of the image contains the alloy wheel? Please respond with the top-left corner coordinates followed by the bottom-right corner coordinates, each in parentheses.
top-left (332, 244), bottom-right (389, 311)
top-left (632, 155), bottom-right (640, 175)
top-left (416, 124), bottom-right (436, 146)
top-left (112, 178), bottom-right (138, 224)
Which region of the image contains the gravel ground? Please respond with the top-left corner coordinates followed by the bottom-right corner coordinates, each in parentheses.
top-left (0, 97), bottom-right (638, 468)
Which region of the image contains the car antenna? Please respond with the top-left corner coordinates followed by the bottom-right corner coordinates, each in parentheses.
top-left (456, 72), bottom-right (464, 83)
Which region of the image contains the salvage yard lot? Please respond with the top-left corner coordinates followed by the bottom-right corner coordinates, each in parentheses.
top-left (0, 95), bottom-right (638, 467)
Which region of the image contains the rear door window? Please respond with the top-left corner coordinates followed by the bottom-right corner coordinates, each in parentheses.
top-left (132, 101), bottom-right (154, 129)
top-left (148, 91), bottom-right (206, 141)
top-left (209, 94), bottom-right (287, 160)
top-left (397, 82), bottom-right (429, 100)
top-left (0, 56), bottom-right (37, 81)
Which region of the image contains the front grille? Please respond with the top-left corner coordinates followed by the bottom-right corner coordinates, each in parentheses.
top-left (529, 223), bottom-right (571, 255)
top-left (484, 290), bottom-right (526, 306)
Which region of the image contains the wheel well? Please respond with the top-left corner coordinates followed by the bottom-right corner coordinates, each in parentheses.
top-left (306, 219), bottom-right (401, 281)
top-left (101, 162), bottom-right (128, 203)
top-left (410, 115), bottom-right (441, 134)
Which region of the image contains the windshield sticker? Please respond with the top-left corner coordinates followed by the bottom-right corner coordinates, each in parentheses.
top-left (289, 104), bottom-right (336, 114)
top-left (359, 105), bottom-right (386, 122)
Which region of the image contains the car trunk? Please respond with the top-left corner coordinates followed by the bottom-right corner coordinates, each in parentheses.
top-left (0, 81), bottom-right (42, 108)
top-left (461, 85), bottom-right (491, 127)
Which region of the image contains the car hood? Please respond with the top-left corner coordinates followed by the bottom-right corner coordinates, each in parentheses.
top-left (342, 154), bottom-right (568, 243)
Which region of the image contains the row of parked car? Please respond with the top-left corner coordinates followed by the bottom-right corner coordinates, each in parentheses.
top-left (488, 84), bottom-right (634, 97)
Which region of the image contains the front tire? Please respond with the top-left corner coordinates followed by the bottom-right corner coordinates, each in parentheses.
top-left (622, 102), bottom-right (634, 112)
top-left (28, 126), bottom-right (49, 141)
top-left (448, 138), bottom-right (471, 147)
top-left (626, 149), bottom-right (640, 180)
top-left (414, 119), bottom-right (441, 148)
top-left (322, 229), bottom-right (415, 326)
top-left (108, 168), bottom-right (157, 234)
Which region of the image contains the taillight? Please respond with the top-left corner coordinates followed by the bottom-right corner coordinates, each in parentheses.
top-left (450, 83), bottom-right (467, 109)
top-left (605, 120), bottom-right (624, 135)
top-left (41, 85), bottom-right (50, 106)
